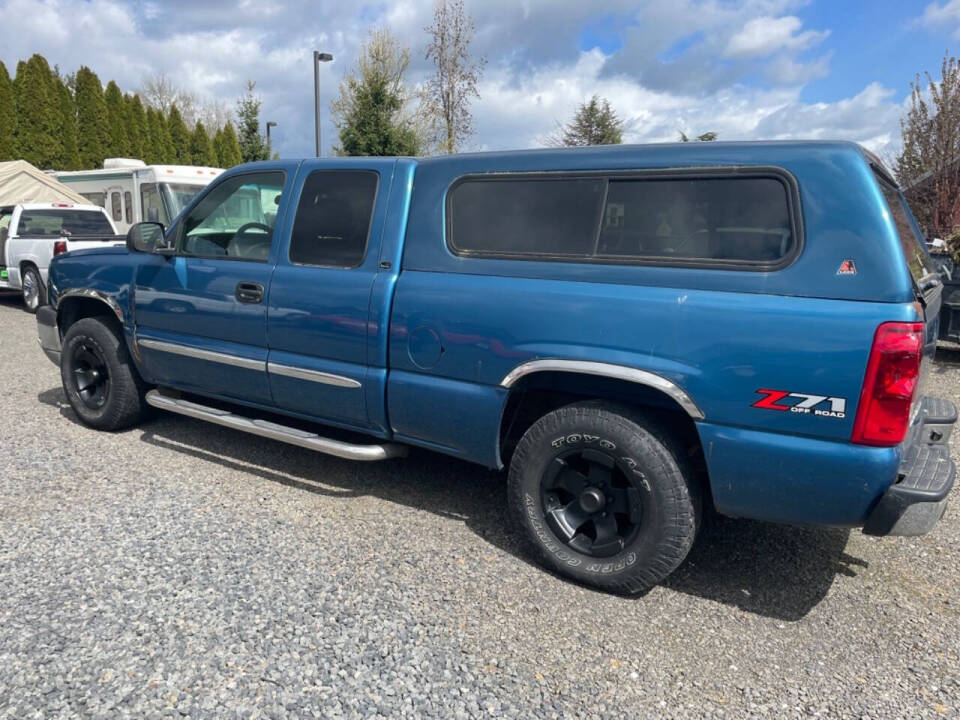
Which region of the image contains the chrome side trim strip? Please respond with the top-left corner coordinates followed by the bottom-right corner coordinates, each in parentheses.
top-left (55, 288), bottom-right (124, 322)
top-left (267, 362), bottom-right (362, 388)
top-left (499, 359), bottom-right (705, 420)
top-left (138, 338), bottom-right (265, 372)
top-left (145, 390), bottom-right (406, 461)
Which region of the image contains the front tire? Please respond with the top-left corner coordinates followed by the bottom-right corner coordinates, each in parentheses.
top-left (508, 401), bottom-right (700, 594)
top-left (21, 265), bottom-right (45, 314)
top-left (60, 317), bottom-right (147, 431)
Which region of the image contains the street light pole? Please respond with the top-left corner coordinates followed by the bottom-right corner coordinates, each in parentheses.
top-left (266, 121), bottom-right (277, 149)
top-left (313, 51), bottom-right (333, 157)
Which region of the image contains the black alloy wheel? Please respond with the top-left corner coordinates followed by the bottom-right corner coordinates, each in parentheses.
top-left (540, 448), bottom-right (644, 558)
top-left (69, 340), bottom-right (111, 410)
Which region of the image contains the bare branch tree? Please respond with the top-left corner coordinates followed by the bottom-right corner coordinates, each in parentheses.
top-left (423, 0), bottom-right (485, 154)
top-left (897, 54), bottom-right (960, 239)
top-left (140, 73), bottom-right (232, 133)
top-left (139, 73), bottom-right (181, 113)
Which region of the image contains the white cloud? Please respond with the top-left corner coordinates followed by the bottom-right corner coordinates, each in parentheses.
top-left (0, 0), bottom-right (908, 161)
top-left (601, 1), bottom-right (830, 95)
top-left (724, 15), bottom-right (828, 58)
top-left (919, 0), bottom-right (960, 38)
top-left (471, 51), bottom-right (901, 157)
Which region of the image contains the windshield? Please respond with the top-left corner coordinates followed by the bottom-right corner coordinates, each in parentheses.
top-left (16, 209), bottom-right (114, 236)
top-left (160, 183), bottom-right (207, 219)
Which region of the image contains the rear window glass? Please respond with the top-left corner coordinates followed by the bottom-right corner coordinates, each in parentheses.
top-left (448, 173), bottom-right (796, 266)
top-left (877, 177), bottom-right (936, 283)
top-left (289, 170), bottom-right (378, 268)
top-left (17, 210), bottom-right (114, 236)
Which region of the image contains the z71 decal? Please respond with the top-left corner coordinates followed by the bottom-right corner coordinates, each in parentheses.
top-left (752, 389), bottom-right (847, 419)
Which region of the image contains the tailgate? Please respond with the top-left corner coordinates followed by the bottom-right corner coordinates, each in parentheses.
top-left (66, 235), bottom-right (126, 251)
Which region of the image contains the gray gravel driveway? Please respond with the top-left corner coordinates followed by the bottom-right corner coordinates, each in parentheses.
top-left (0, 295), bottom-right (958, 718)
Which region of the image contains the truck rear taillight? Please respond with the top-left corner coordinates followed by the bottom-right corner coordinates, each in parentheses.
top-left (53, 241), bottom-right (67, 256)
top-left (851, 322), bottom-right (924, 447)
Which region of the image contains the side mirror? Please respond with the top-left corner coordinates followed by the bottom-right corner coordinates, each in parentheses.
top-left (126, 222), bottom-right (167, 254)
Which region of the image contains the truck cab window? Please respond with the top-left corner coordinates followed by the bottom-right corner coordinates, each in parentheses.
top-left (289, 170), bottom-right (378, 268)
top-left (181, 172), bottom-right (284, 261)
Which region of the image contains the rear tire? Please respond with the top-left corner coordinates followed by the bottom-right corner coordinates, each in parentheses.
top-left (508, 401), bottom-right (700, 594)
top-left (60, 317), bottom-right (147, 431)
top-left (21, 265), bottom-right (45, 314)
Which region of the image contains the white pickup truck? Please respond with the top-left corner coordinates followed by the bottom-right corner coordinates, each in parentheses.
top-left (0, 203), bottom-right (121, 312)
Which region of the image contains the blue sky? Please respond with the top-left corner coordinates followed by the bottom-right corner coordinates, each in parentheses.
top-left (1, 0), bottom-right (958, 161)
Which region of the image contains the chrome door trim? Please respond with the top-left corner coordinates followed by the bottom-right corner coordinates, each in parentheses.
top-left (499, 358), bottom-right (705, 420)
top-left (137, 338), bottom-right (265, 371)
top-left (267, 362), bottom-right (362, 389)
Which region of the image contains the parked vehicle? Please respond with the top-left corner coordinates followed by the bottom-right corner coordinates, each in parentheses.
top-left (36, 143), bottom-right (955, 593)
top-left (52, 158), bottom-right (222, 234)
top-left (1, 203), bottom-right (121, 311)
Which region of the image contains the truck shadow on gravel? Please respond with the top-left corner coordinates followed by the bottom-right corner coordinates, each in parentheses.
top-left (0, 293), bottom-right (23, 309)
top-left (39, 385), bottom-right (865, 621)
top-left (934, 344), bottom-right (960, 368)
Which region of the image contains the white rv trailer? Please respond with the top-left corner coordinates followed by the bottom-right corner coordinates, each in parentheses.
top-left (52, 159), bottom-right (223, 234)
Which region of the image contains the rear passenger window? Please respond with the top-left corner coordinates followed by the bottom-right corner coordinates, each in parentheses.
top-left (290, 171), bottom-right (378, 268)
top-left (448, 173), bottom-right (797, 267)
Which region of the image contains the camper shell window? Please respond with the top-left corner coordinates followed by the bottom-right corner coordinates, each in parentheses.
top-left (446, 168), bottom-right (802, 270)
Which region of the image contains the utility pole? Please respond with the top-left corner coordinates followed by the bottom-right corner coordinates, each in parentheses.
top-left (313, 51), bottom-right (333, 157)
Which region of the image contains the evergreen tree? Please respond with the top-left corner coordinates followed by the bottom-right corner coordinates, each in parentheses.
top-left (154, 107), bottom-right (175, 162)
top-left (214, 122), bottom-right (243, 167)
top-left (332, 29), bottom-right (423, 156)
top-left (13, 54), bottom-right (61, 167)
top-left (103, 81), bottom-right (130, 158)
top-left (236, 80), bottom-right (269, 162)
top-left (554, 96), bottom-right (623, 147)
top-left (56, 80), bottom-right (80, 169)
top-left (143, 107), bottom-right (160, 163)
top-left (189, 121), bottom-right (217, 166)
top-left (75, 66), bottom-right (110, 168)
top-left (679, 131), bottom-right (718, 142)
top-left (212, 127), bottom-right (225, 166)
top-left (0, 61), bottom-right (16, 161)
top-left (124, 94), bottom-right (148, 161)
top-left (167, 105), bottom-right (191, 163)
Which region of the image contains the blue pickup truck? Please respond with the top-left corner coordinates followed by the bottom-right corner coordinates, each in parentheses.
top-left (36, 141), bottom-right (955, 594)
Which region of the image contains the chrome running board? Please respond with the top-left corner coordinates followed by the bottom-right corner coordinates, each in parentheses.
top-left (145, 390), bottom-right (407, 461)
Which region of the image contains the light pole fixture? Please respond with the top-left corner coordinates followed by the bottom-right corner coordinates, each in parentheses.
top-left (313, 51), bottom-right (333, 157)
top-left (266, 121), bottom-right (278, 148)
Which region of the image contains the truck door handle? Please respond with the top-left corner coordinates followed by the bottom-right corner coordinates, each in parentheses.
top-left (236, 282), bottom-right (264, 304)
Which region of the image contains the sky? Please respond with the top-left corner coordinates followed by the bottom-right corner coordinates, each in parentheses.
top-left (1, 0), bottom-right (959, 161)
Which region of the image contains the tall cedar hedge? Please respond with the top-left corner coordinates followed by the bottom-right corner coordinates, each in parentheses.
top-left (0, 55), bottom-right (243, 169)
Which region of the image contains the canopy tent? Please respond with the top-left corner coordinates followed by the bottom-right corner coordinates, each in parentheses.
top-left (0, 160), bottom-right (89, 206)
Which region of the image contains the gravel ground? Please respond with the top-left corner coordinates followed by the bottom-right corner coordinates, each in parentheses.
top-left (0, 294), bottom-right (958, 719)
